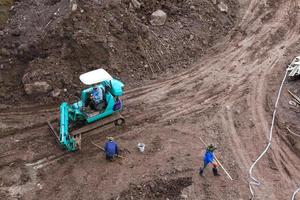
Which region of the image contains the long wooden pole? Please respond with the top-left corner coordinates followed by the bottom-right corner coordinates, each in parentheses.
top-left (91, 142), bottom-right (124, 158)
top-left (198, 136), bottom-right (233, 180)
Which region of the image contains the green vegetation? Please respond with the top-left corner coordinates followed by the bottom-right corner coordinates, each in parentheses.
top-left (0, 0), bottom-right (14, 29)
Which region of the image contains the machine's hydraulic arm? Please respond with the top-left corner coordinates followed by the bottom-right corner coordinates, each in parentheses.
top-left (59, 102), bottom-right (76, 151)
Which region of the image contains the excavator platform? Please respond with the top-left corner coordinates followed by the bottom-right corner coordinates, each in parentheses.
top-left (47, 112), bottom-right (125, 150)
top-left (47, 68), bottom-right (125, 151)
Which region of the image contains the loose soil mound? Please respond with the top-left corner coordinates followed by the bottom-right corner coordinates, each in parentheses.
top-left (0, 0), bottom-right (238, 104)
top-left (114, 177), bottom-right (192, 200)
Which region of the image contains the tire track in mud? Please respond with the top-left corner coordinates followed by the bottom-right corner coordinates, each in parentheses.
top-left (212, 0), bottom-right (300, 199)
top-left (136, 0), bottom-right (300, 198)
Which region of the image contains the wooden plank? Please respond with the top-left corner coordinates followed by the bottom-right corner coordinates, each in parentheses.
top-left (288, 90), bottom-right (300, 105)
top-left (47, 120), bottom-right (60, 141)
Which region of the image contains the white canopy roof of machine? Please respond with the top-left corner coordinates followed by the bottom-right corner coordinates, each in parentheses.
top-left (79, 68), bottom-right (113, 85)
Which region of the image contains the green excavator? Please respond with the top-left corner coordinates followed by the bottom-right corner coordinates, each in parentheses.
top-left (47, 68), bottom-right (125, 151)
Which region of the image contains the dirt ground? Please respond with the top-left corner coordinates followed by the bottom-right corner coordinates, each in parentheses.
top-left (1, 0), bottom-right (300, 199)
top-left (0, 0), bottom-right (238, 104)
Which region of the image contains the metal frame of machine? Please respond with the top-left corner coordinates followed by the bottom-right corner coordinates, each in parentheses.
top-left (48, 69), bottom-right (125, 151)
top-left (287, 56), bottom-right (300, 77)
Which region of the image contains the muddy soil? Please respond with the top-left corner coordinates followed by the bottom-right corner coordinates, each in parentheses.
top-left (1, 0), bottom-right (300, 200)
top-left (0, 0), bottom-right (238, 104)
top-left (115, 177), bottom-right (192, 200)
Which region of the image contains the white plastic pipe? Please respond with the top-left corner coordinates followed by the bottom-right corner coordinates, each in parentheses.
top-left (248, 69), bottom-right (288, 199)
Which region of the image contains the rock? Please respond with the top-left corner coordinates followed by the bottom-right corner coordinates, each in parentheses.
top-left (131, 0), bottom-right (141, 9)
top-left (0, 48), bottom-right (10, 56)
top-left (175, 165), bottom-right (183, 172)
top-left (17, 44), bottom-right (29, 56)
top-left (71, 3), bottom-right (78, 12)
top-left (212, 0), bottom-right (217, 4)
top-left (11, 28), bottom-right (21, 36)
top-left (218, 2), bottom-right (228, 13)
top-left (169, 5), bottom-right (179, 15)
top-left (136, 184), bottom-right (142, 189)
top-left (0, 73), bottom-right (3, 83)
top-left (128, 3), bottom-right (134, 11)
top-left (180, 194), bottom-right (188, 199)
top-left (107, 0), bottom-right (121, 8)
top-left (51, 89), bottom-right (62, 98)
top-left (0, 31), bottom-right (4, 36)
top-left (149, 182), bottom-right (155, 189)
top-left (190, 5), bottom-right (196, 10)
top-left (150, 10), bottom-right (167, 26)
top-left (176, 21), bottom-right (183, 29)
top-left (24, 81), bottom-right (52, 95)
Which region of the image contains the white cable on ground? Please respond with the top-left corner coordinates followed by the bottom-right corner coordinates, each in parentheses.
top-left (292, 187), bottom-right (300, 200)
top-left (248, 69), bottom-right (288, 199)
top-left (287, 126), bottom-right (300, 138)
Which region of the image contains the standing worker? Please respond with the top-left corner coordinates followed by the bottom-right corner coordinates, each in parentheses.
top-left (199, 144), bottom-right (220, 176)
top-left (104, 137), bottom-right (119, 161)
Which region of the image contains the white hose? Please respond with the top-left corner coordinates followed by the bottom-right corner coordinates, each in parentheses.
top-left (292, 187), bottom-right (300, 200)
top-left (248, 69), bottom-right (288, 199)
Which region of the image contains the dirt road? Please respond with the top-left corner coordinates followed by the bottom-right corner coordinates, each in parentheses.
top-left (1, 0), bottom-right (300, 199)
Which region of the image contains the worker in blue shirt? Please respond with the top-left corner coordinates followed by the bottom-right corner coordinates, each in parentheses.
top-left (199, 144), bottom-right (220, 176)
top-left (104, 137), bottom-right (119, 161)
top-left (90, 86), bottom-right (105, 110)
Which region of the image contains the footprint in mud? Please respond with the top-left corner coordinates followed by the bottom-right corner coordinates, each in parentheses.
top-left (0, 162), bottom-right (41, 199)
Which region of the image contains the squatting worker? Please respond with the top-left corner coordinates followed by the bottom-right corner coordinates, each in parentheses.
top-left (104, 137), bottom-right (119, 161)
top-left (199, 144), bottom-right (220, 176)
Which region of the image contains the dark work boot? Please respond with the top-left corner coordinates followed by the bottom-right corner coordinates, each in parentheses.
top-left (212, 167), bottom-right (220, 176)
top-left (199, 168), bottom-right (204, 176)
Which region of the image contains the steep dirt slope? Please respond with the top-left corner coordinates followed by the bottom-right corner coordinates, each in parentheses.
top-left (0, 0), bottom-right (238, 104)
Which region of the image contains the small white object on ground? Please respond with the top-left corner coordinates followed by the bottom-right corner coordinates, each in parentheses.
top-left (137, 143), bottom-right (145, 152)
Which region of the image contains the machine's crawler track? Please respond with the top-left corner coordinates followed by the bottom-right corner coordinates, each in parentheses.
top-left (47, 112), bottom-right (125, 150)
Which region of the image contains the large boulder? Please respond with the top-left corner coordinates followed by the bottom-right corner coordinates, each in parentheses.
top-left (131, 0), bottom-right (141, 9)
top-left (51, 88), bottom-right (62, 98)
top-left (150, 10), bottom-right (167, 26)
top-left (218, 2), bottom-right (228, 13)
top-left (24, 81), bottom-right (52, 95)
